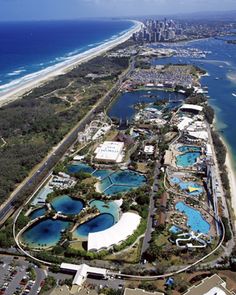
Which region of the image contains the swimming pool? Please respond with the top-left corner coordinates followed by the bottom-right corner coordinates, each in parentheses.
top-left (176, 152), bottom-right (201, 168)
top-left (175, 202), bottom-right (210, 234)
top-left (74, 213), bottom-right (115, 238)
top-left (170, 177), bottom-right (203, 196)
top-left (178, 146), bottom-right (201, 153)
top-left (21, 218), bottom-right (71, 248)
top-left (51, 195), bottom-right (84, 215)
top-left (169, 225), bottom-right (183, 234)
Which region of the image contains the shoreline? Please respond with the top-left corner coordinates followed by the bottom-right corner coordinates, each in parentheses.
top-left (224, 143), bottom-right (236, 228)
top-left (0, 20), bottom-right (142, 108)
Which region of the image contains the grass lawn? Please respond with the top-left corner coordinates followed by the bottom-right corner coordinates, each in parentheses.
top-left (104, 239), bottom-right (143, 263)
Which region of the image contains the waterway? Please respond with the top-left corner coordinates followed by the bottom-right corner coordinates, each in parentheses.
top-left (108, 89), bottom-right (185, 122)
top-left (151, 36), bottom-right (236, 171)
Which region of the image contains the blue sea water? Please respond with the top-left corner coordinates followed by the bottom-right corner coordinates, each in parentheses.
top-left (0, 19), bottom-right (134, 92)
top-left (152, 36), bottom-right (236, 170)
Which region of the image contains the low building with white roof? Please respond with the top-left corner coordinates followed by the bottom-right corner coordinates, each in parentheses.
top-left (88, 212), bottom-right (141, 251)
top-left (177, 117), bottom-right (193, 131)
top-left (144, 145), bottom-right (155, 155)
top-left (60, 263), bottom-right (107, 287)
top-left (183, 274), bottom-right (235, 295)
top-left (180, 104), bottom-right (203, 113)
top-left (94, 141), bottom-right (124, 163)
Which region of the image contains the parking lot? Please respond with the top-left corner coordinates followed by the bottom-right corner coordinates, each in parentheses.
top-left (0, 255), bottom-right (46, 295)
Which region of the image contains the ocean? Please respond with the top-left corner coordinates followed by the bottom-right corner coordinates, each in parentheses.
top-left (151, 37), bottom-right (236, 170)
top-left (0, 19), bottom-right (134, 93)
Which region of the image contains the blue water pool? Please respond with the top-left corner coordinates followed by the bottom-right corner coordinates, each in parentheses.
top-left (74, 213), bottom-right (115, 238)
top-left (29, 207), bottom-right (47, 220)
top-left (67, 162), bottom-right (94, 174)
top-left (99, 170), bottom-right (146, 195)
top-left (110, 170), bottom-right (146, 186)
top-left (175, 202), bottom-right (210, 234)
top-left (169, 225), bottom-right (183, 234)
top-left (92, 169), bottom-right (112, 180)
top-left (170, 177), bottom-right (203, 196)
top-left (67, 162), bottom-right (146, 195)
top-left (90, 200), bottom-right (119, 222)
top-left (51, 195), bottom-right (84, 215)
top-left (176, 152), bottom-right (201, 168)
top-left (178, 146), bottom-right (201, 153)
top-left (22, 219), bottom-right (71, 247)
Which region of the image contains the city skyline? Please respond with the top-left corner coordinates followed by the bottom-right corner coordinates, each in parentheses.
top-left (0, 0), bottom-right (236, 21)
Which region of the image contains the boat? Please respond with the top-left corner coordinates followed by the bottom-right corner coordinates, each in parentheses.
top-left (232, 93), bottom-right (236, 97)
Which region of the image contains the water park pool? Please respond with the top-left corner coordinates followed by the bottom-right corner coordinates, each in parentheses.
top-left (21, 219), bottom-right (71, 248)
top-left (178, 146), bottom-right (201, 153)
top-left (175, 202), bottom-right (210, 234)
top-left (51, 195), bottom-right (84, 215)
top-left (176, 152), bottom-right (201, 168)
top-left (29, 207), bottom-right (47, 220)
top-left (74, 213), bottom-right (115, 238)
top-left (169, 225), bottom-right (183, 234)
top-left (67, 162), bottom-right (146, 195)
top-left (170, 177), bottom-right (203, 196)
top-left (89, 200), bottom-right (119, 222)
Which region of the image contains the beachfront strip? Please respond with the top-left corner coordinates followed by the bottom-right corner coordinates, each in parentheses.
top-left (12, 42), bottom-right (234, 294)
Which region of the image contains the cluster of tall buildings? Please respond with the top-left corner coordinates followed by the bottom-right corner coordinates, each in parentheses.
top-left (133, 18), bottom-right (184, 42)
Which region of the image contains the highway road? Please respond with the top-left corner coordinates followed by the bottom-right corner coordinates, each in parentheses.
top-left (0, 57), bottom-right (135, 225)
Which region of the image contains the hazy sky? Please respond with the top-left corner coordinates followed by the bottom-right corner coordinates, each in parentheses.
top-left (0, 0), bottom-right (236, 21)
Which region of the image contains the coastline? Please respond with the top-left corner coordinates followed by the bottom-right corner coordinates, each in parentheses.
top-left (0, 20), bottom-right (142, 108)
top-left (225, 143), bottom-right (236, 228)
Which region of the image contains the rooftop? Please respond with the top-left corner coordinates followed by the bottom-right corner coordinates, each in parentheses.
top-left (183, 274), bottom-right (235, 295)
top-left (95, 141), bottom-right (124, 163)
top-left (124, 288), bottom-right (164, 295)
top-left (180, 104), bottom-right (203, 112)
top-left (88, 212), bottom-right (141, 251)
top-left (60, 263), bottom-right (107, 286)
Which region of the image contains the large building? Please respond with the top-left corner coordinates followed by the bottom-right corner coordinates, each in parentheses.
top-left (88, 212), bottom-right (141, 251)
top-left (183, 274), bottom-right (235, 295)
top-left (124, 288), bottom-right (164, 295)
top-left (94, 141), bottom-right (124, 163)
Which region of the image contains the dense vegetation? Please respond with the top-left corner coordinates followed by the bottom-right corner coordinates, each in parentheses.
top-left (0, 51), bottom-right (129, 203)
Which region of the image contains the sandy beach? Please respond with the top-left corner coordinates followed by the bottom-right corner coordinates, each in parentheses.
top-left (225, 147), bottom-right (236, 228)
top-left (0, 20), bottom-right (142, 108)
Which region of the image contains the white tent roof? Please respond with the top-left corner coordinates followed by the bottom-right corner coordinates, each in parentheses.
top-left (178, 117), bottom-right (193, 131)
top-left (188, 131), bottom-right (208, 141)
top-left (180, 104), bottom-right (203, 112)
top-left (88, 212), bottom-right (141, 251)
